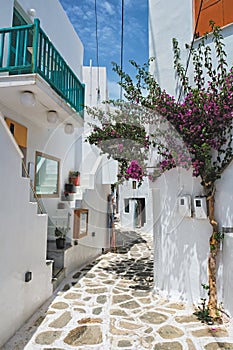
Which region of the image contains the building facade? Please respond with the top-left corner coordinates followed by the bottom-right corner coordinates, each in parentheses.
top-left (149, 0), bottom-right (233, 315)
top-left (0, 0), bottom-right (116, 346)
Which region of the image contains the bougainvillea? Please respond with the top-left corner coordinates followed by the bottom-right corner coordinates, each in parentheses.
top-left (87, 110), bottom-right (150, 184)
top-left (125, 160), bottom-right (144, 181)
top-left (87, 22), bottom-right (233, 320)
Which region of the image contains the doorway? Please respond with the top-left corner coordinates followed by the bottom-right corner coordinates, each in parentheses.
top-left (134, 198), bottom-right (146, 228)
top-left (5, 118), bottom-right (27, 176)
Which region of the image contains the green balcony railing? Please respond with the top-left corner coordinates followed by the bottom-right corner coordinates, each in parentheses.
top-left (0, 19), bottom-right (84, 114)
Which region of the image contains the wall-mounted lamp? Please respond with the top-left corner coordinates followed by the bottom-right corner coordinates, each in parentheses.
top-left (47, 110), bottom-right (58, 123)
top-left (27, 8), bottom-right (36, 17)
top-left (25, 271), bottom-right (32, 282)
top-left (20, 91), bottom-right (36, 107)
top-left (132, 181), bottom-right (137, 189)
top-left (64, 123), bottom-right (74, 134)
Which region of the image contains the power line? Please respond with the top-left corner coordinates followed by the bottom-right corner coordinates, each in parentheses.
top-left (178, 0), bottom-right (203, 102)
top-left (120, 0), bottom-right (124, 100)
top-left (94, 0), bottom-right (100, 101)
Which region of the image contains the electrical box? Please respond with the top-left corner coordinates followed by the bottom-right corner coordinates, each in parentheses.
top-left (178, 195), bottom-right (191, 217)
top-left (194, 197), bottom-right (207, 219)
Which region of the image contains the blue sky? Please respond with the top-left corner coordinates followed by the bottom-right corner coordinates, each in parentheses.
top-left (59, 0), bottom-right (148, 99)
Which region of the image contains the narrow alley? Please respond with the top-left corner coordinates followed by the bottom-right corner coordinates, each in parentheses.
top-left (3, 228), bottom-right (233, 350)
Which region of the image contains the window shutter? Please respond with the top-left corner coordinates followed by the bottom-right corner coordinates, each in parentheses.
top-left (194, 0), bottom-right (233, 37)
top-left (194, 0), bottom-right (223, 37)
top-left (223, 0), bottom-right (233, 27)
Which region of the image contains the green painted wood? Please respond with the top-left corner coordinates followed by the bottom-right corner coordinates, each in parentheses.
top-left (0, 32), bottom-right (4, 67)
top-left (0, 23), bottom-right (33, 33)
top-left (15, 30), bottom-right (20, 66)
top-left (22, 30), bottom-right (28, 65)
top-left (32, 19), bottom-right (39, 73)
top-left (7, 31), bottom-right (11, 67)
top-left (0, 64), bottom-right (32, 73)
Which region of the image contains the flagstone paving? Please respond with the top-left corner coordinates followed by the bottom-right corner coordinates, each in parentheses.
top-left (3, 228), bottom-right (233, 350)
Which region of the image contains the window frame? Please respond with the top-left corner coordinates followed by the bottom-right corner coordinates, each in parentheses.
top-left (34, 151), bottom-right (60, 198)
top-left (73, 209), bottom-right (89, 239)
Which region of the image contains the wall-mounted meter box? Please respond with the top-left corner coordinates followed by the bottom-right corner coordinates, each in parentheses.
top-left (194, 197), bottom-right (207, 219)
top-left (178, 195), bottom-right (191, 217)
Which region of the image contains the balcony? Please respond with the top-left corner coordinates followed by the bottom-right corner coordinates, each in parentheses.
top-left (0, 19), bottom-right (84, 126)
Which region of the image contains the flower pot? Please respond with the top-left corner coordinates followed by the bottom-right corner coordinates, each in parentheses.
top-left (69, 175), bottom-right (80, 186)
top-left (65, 183), bottom-right (75, 193)
top-left (56, 237), bottom-right (65, 249)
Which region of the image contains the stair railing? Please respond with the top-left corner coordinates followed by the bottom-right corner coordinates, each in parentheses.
top-left (22, 159), bottom-right (45, 214)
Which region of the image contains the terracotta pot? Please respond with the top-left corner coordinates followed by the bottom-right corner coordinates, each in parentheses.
top-left (69, 175), bottom-right (80, 186)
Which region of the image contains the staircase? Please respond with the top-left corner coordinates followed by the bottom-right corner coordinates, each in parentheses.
top-left (0, 116), bottom-right (53, 347)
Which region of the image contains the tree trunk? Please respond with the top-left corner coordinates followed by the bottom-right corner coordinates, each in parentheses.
top-left (205, 186), bottom-right (220, 319)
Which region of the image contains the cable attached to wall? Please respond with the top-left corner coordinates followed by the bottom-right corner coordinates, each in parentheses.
top-left (120, 0), bottom-right (124, 101)
top-left (177, 0), bottom-right (203, 102)
top-left (94, 0), bottom-right (100, 102)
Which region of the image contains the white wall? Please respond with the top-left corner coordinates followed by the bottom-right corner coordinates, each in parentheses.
top-left (222, 232), bottom-right (233, 316)
top-left (215, 162), bottom-right (233, 316)
top-left (149, 0), bottom-right (193, 97)
top-left (1, 105), bottom-right (81, 224)
top-left (83, 65), bottom-right (108, 110)
top-left (150, 149), bottom-right (233, 310)
top-left (81, 65), bottom-right (113, 250)
top-left (64, 244), bottom-right (101, 276)
top-left (80, 153), bottom-right (112, 249)
top-left (101, 155), bottom-right (118, 185)
top-left (215, 162), bottom-right (233, 227)
top-left (149, 0), bottom-right (233, 314)
top-left (0, 117), bottom-right (53, 347)
top-left (0, 0), bottom-right (84, 80)
top-left (151, 168), bottom-right (212, 304)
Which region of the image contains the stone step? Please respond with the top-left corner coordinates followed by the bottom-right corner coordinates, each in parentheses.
top-left (52, 268), bottom-right (66, 291)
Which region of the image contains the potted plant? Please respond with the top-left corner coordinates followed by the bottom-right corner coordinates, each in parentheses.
top-left (69, 171), bottom-right (80, 186)
top-left (55, 226), bottom-right (67, 249)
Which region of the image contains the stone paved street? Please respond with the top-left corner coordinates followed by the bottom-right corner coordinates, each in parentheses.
top-left (3, 228), bottom-right (233, 350)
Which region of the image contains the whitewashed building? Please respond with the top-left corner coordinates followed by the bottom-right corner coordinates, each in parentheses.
top-left (0, 0), bottom-right (116, 346)
top-left (118, 177), bottom-right (153, 233)
top-left (149, 0), bottom-right (233, 316)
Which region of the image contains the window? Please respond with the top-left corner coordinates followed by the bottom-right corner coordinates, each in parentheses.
top-left (194, 0), bottom-right (233, 37)
top-left (13, 8), bottom-right (27, 26)
top-left (73, 209), bottom-right (89, 239)
top-left (35, 152), bottom-right (60, 198)
top-left (124, 199), bottom-right (129, 213)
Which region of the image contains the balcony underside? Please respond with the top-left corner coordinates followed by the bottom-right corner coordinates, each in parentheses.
top-left (0, 73), bottom-right (84, 128)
